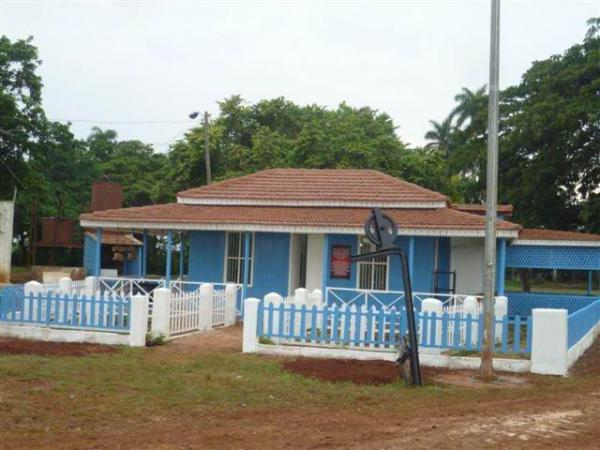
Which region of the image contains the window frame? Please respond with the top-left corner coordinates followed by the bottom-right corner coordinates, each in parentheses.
top-left (223, 232), bottom-right (255, 286)
top-left (356, 236), bottom-right (389, 291)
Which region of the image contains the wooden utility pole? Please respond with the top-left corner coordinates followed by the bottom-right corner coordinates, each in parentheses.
top-left (203, 111), bottom-right (212, 184)
top-left (480, 0), bottom-right (501, 382)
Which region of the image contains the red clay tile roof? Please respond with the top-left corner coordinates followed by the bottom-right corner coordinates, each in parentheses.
top-left (85, 231), bottom-right (142, 246)
top-left (453, 203), bottom-right (513, 215)
top-left (177, 169), bottom-right (448, 206)
top-left (518, 228), bottom-right (600, 242)
top-left (80, 203), bottom-right (520, 234)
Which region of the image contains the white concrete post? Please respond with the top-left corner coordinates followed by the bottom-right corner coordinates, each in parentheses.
top-left (57, 277), bottom-right (73, 323)
top-left (84, 276), bottom-right (97, 298)
top-left (531, 308), bottom-right (568, 376)
top-left (225, 284), bottom-right (237, 326)
top-left (310, 289), bottom-right (323, 306)
top-left (199, 283), bottom-right (214, 330)
top-left (243, 298), bottom-right (260, 353)
top-left (151, 288), bottom-right (171, 337)
top-left (421, 298), bottom-right (443, 347)
top-left (128, 294), bottom-right (149, 347)
top-left (464, 296), bottom-right (480, 346)
top-left (24, 281), bottom-right (42, 321)
top-left (494, 296), bottom-right (508, 343)
top-left (294, 288), bottom-right (308, 304)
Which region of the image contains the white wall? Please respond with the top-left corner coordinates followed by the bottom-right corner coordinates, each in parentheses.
top-left (0, 201), bottom-right (14, 283)
top-left (450, 237), bottom-right (484, 295)
top-left (288, 234), bottom-right (302, 294)
top-left (305, 234), bottom-right (324, 292)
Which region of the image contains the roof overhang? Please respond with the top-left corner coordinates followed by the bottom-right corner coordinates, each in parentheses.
top-left (80, 218), bottom-right (519, 238)
top-left (176, 197), bottom-right (448, 209)
top-left (511, 239), bottom-right (600, 248)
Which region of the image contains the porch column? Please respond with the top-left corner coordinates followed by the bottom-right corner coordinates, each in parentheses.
top-left (94, 227), bottom-right (103, 277)
top-left (497, 238), bottom-right (506, 295)
top-left (142, 229), bottom-right (148, 277)
top-left (241, 232), bottom-right (251, 304)
top-left (321, 234), bottom-right (329, 296)
top-left (165, 230), bottom-right (173, 287)
top-left (587, 270), bottom-right (593, 296)
top-left (408, 236), bottom-right (415, 282)
top-left (179, 232), bottom-right (185, 278)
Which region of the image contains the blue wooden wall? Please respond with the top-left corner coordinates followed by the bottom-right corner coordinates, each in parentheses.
top-left (83, 234), bottom-right (97, 276)
top-left (187, 231), bottom-right (290, 300)
top-left (322, 234), bottom-right (437, 292)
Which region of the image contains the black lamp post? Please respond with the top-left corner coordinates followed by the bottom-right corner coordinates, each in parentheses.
top-left (350, 208), bottom-right (423, 386)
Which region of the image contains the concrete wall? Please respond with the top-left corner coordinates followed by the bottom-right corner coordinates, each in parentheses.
top-left (0, 201), bottom-right (14, 283)
top-left (305, 234), bottom-right (324, 292)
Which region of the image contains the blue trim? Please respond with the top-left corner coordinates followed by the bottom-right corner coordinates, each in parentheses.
top-left (321, 234), bottom-right (329, 291)
top-left (506, 244), bottom-right (599, 270)
top-left (242, 232), bottom-right (251, 303)
top-left (142, 229), bottom-right (148, 277)
top-left (166, 230), bottom-right (173, 287)
top-left (497, 238), bottom-right (506, 295)
top-left (179, 233), bottom-right (185, 277)
top-left (408, 236), bottom-right (415, 282)
top-left (95, 228), bottom-right (102, 277)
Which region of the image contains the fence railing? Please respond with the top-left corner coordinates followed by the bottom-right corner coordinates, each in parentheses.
top-left (257, 301), bottom-right (530, 355)
top-left (0, 291), bottom-right (131, 332)
top-left (567, 299), bottom-right (600, 349)
top-left (507, 291), bottom-right (599, 317)
top-left (325, 287), bottom-right (484, 312)
top-left (98, 277), bottom-right (165, 300)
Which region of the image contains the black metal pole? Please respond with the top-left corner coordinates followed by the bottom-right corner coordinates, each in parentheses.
top-left (399, 251), bottom-right (422, 386)
top-left (351, 248), bottom-right (422, 386)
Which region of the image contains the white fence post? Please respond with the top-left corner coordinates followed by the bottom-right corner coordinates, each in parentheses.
top-left (310, 289), bottom-right (323, 306)
top-left (264, 292), bottom-right (283, 336)
top-left (199, 283), bottom-right (214, 330)
top-left (243, 298), bottom-right (260, 353)
top-left (128, 294), bottom-right (149, 347)
top-left (151, 288), bottom-right (171, 337)
top-left (24, 281), bottom-right (42, 321)
top-left (225, 284), bottom-right (237, 325)
top-left (464, 296), bottom-right (479, 346)
top-left (57, 277), bottom-right (73, 323)
top-left (531, 308), bottom-right (568, 376)
top-left (494, 295), bottom-right (508, 342)
top-left (294, 288), bottom-right (308, 304)
top-left (84, 276), bottom-right (97, 298)
top-left (421, 298), bottom-right (443, 347)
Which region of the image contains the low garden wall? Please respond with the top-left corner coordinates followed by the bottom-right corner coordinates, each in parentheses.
top-left (243, 292), bottom-right (600, 376)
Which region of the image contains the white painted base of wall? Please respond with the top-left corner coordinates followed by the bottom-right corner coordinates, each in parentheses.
top-left (255, 343), bottom-right (531, 373)
top-left (0, 323), bottom-right (130, 346)
top-left (567, 321), bottom-right (600, 370)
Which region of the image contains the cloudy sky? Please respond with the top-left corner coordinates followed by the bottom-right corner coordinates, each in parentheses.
top-left (1, 0), bottom-right (597, 150)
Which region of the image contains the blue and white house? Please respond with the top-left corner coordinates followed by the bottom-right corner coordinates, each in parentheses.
top-left (79, 169), bottom-right (599, 309)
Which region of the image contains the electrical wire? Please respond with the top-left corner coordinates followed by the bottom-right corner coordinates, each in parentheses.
top-left (50, 118), bottom-right (196, 125)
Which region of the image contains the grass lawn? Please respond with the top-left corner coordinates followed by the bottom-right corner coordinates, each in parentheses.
top-left (1, 327), bottom-right (599, 449)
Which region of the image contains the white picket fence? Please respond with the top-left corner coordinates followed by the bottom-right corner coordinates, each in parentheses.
top-left (150, 283), bottom-right (237, 339)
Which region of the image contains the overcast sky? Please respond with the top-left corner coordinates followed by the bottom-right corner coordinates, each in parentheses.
top-left (2, 0), bottom-right (598, 150)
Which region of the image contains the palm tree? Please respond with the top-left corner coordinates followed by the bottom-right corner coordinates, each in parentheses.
top-left (451, 86), bottom-right (487, 130)
top-left (425, 117), bottom-right (453, 158)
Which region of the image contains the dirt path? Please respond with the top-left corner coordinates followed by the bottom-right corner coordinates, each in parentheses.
top-left (2, 327), bottom-right (599, 449)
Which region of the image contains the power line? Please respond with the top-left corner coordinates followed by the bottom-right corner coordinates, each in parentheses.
top-left (50, 118), bottom-right (196, 125)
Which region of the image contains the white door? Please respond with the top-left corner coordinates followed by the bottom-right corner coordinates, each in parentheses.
top-left (450, 237), bottom-right (484, 295)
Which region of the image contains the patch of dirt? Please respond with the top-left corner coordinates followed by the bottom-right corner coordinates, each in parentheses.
top-left (281, 357), bottom-right (532, 388)
top-left (281, 358), bottom-right (401, 385)
top-left (147, 323), bottom-right (243, 359)
top-left (0, 337), bottom-right (117, 357)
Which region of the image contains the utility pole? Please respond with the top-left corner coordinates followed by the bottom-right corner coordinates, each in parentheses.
top-left (203, 111), bottom-right (212, 184)
top-left (480, 0), bottom-right (501, 382)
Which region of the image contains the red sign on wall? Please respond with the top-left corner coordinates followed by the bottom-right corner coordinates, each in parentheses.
top-left (330, 245), bottom-right (352, 279)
